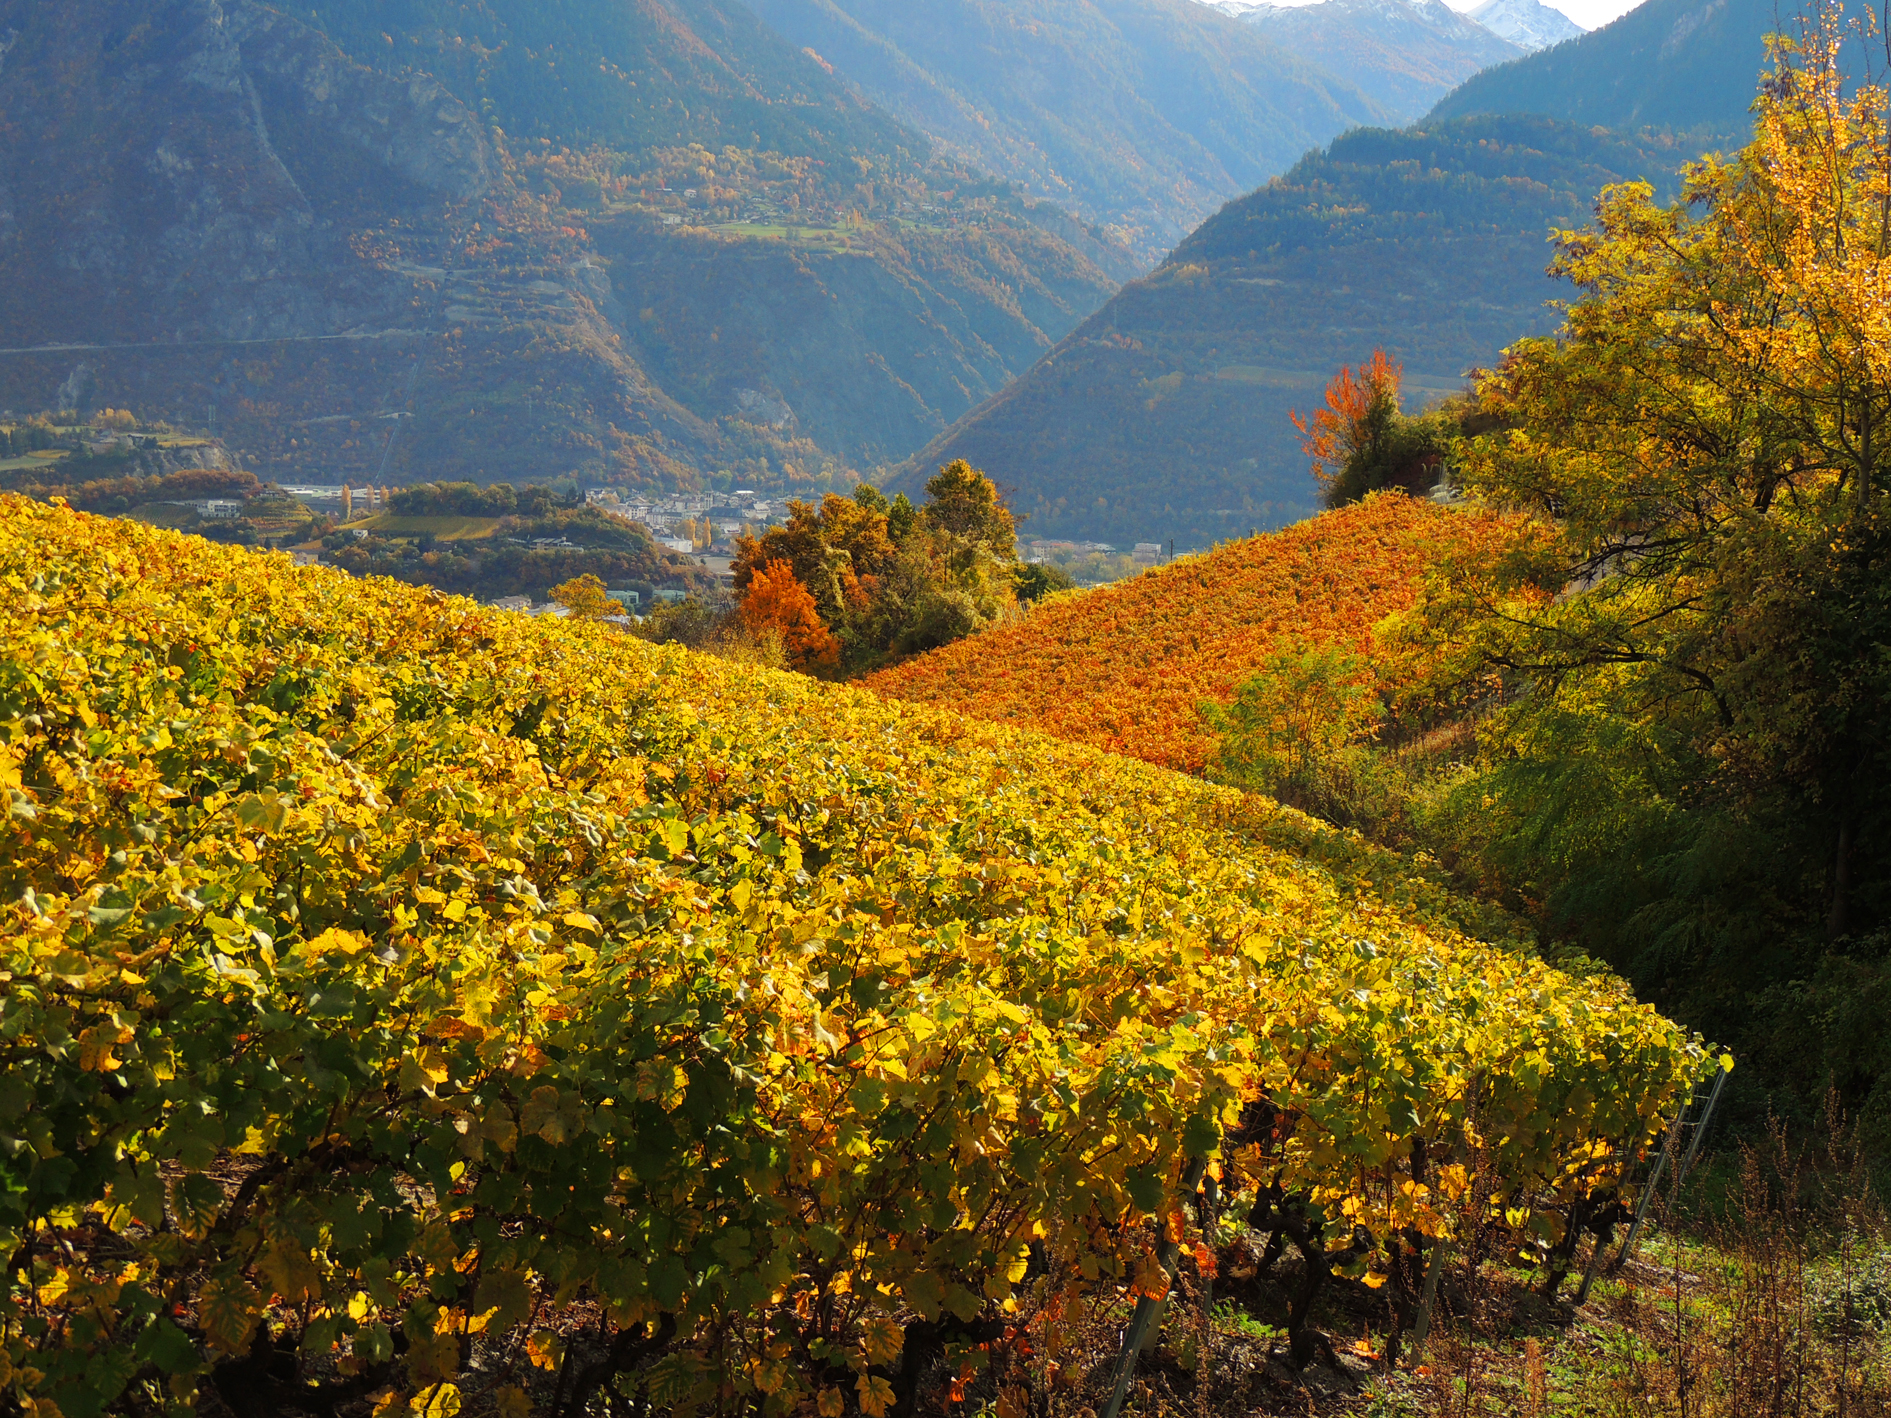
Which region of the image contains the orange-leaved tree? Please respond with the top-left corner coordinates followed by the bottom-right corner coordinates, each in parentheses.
top-left (1292, 350), bottom-right (1463, 507)
top-left (1291, 349), bottom-right (1404, 502)
top-left (739, 560), bottom-right (839, 672)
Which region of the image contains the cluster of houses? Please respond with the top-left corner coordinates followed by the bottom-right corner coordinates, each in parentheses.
top-left (1023, 539), bottom-right (1119, 562)
top-left (83, 431), bottom-right (161, 455)
top-left (584, 487), bottom-right (786, 553)
top-left (488, 587), bottom-right (693, 620)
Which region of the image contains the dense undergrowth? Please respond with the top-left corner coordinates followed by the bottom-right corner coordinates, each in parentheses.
top-left (0, 500), bottom-right (1710, 1417)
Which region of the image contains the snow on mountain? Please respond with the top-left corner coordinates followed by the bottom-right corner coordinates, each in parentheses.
top-left (1234, 0), bottom-right (1524, 120)
top-left (1467, 0), bottom-right (1586, 49)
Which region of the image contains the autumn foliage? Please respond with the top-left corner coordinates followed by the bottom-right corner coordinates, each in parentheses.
top-left (859, 496), bottom-right (1521, 773)
top-left (737, 559), bottom-right (839, 670)
top-left (547, 572), bottom-right (624, 619)
top-left (1291, 348), bottom-right (1403, 492)
top-left (1, 498), bottom-right (1706, 1418)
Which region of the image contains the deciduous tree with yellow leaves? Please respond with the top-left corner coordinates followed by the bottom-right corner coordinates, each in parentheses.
top-left (1408, 9), bottom-right (1891, 1118)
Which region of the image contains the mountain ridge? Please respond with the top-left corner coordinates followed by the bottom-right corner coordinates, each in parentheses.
top-left (1468, 0), bottom-right (1585, 49)
top-left (1237, 0), bottom-right (1523, 121)
top-left (0, 0), bottom-right (1121, 493)
top-left (1428, 0), bottom-right (1803, 133)
top-left (737, 0), bottom-right (1394, 264)
top-left (887, 115), bottom-right (1698, 547)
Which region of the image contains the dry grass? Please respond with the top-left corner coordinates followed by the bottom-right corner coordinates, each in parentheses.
top-left (899, 1105), bottom-right (1891, 1418)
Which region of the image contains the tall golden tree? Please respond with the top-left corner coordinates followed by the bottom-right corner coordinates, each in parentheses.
top-left (1417, 9), bottom-right (1891, 946)
top-left (548, 573), bottom-right (625, 620)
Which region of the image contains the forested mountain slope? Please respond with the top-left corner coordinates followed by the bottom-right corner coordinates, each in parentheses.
top-left (1429, 0), bottom-right (1806, 133)
top-left (0, 0), bottom-right (1117, 491)
top-left (889, 116), bottom-right (1693, 547)
top-left (738, 0), bottom-right (1392, 265)
top-left (1238, 0), bottom-right (1522, 122)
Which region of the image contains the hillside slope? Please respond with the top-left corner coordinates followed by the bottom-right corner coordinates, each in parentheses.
top-left (860, 495), bottom-right (1515, 771)
top-left (1428, 0), bottom-right (1804, 133)
top-left (1239, 0), bottom-right (1522, 122)
top-left (738, 0), bottom-right (1392, 264)
top-left (2, 495), bottom-right (1705, 1418)
top-left (888, 116), bottom-right (1694, 547)
top-left (0, 0), bottom-right (1116, 491)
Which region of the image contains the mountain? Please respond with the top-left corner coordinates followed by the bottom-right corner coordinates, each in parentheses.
top-left (885, 115), bottom-right (1694, 547)
top-left (0, 0), bottom-right (1118, 492)
top-left (1467, 0), bottom-right (1585, 50)
top-left (736, 0), bottom-right (1394, 265)
top-left (1429, 0), bottom-right (1805, 133)
top-left (1237, 0), bottom-right (1524, 121)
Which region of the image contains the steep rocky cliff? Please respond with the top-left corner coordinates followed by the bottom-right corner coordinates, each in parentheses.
top-left (0, 0), bottom-right (1115, 490)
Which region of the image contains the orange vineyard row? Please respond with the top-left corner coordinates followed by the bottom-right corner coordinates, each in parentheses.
top-left (860, 495), bottom-right (1519, 773)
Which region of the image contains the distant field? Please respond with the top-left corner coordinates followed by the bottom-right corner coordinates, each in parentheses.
top-left (357, 514), bottom-right (503, 540)
top-left (125, 502), bottom-right (200, 529)
top-left (0, 449), bottom-right (69, 472)
top-left (713, 221), bottom-right (858, 250)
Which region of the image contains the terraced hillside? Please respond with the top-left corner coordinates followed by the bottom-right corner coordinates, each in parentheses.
top-left (2, 495), bottom-right (1707, 1418)
top-left (861, 494), bottom-right (1518, 772)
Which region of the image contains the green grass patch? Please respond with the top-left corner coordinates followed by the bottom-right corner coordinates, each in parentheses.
top-left (361, 513), bottom-right (503, 540)
top-left (124, 503), bottom-right (202, 529)
top-left (0, 450), bottom-right (71, 472)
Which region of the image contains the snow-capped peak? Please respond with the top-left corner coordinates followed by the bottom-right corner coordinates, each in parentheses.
top-left (1466, 0), bottom-right (1585, 50)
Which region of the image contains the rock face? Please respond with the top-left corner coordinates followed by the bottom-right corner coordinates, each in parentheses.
top-left (0, 0), bottom-right (1115, 489)
top-left (738, 0), bottom-right (1392, 266)
top-left (1237, 0), bottom-right (1523, 121)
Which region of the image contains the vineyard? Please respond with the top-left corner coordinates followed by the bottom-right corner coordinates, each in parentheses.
top-left (0, 498), bottom-right (1709, 1418)
top-left (857, 495), bottom-right (1521, 774)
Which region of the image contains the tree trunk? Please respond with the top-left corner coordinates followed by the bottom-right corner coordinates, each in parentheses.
top-left (1828, 818), bottom-right (1854, 940)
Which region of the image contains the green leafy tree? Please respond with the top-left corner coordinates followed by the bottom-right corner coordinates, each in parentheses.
top-left (1013, 559), bottom-right (1076, 604)
top-left (1203, 644), bottom-right (1384, 818)
top-left (1408, 17), bottom-right (1891, 1130)
top-left (920, 458), bottom-right (1016, 556)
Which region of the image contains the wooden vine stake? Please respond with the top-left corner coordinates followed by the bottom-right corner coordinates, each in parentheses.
top-left (1101, 1157), bottom-right (1208, 1418)
top-left (1408, 1234), bottom-right (1451, 1357)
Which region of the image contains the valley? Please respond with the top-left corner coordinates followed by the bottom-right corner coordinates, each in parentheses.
top-left (3, 0), bottom-right (1888, 1415)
